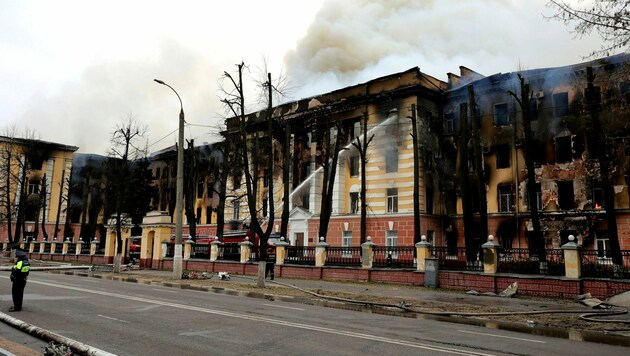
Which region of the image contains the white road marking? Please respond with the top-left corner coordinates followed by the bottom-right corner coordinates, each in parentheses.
top-left (30, 279), bottom-right (495, 356)
top-left (97, 315), bottom-right (130, 323)
top-left (262, 303), bottom-right (305, 311)
top-left (137, 305), bottom-right (161, 312)
top-left (151, 288), bottom-right (179, 293)
top-left (458, 330), bottom-right (546, 344)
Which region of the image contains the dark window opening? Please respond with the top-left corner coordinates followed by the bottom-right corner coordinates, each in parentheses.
top-left (494, 103), bottom-right (509, 126)
top-left (262, 198), bottom-right (268, 217)
top-left (350, 156), bottom-right (359, 177)
top-left (196, 208), bottom-right (201, 224)
top-left (263, 169), bottom-right (270, 188)
top-left (197, 179), bottom-right (204, 198)
top-left (350, 192), bottom-right (359, 214)
top-left (468, 149), bottom-right (477, 172)
top-left (529, 98), bottom-right (539, 121)
top-left (426, 187), bottom-right (434, 214)
top-left (302, 193), bottom-right (310, 210)
top-left (233, 174), bottom-right (241, 189)
top-left (555, 136), bottom-right (572, 163)
top-left (592, 180), bottom-right (605, 209)
top-left (557, 180), bottom-right (575, 210)
top-left (385, 148), bottom-right (398, 173)
top-left (553, 92), bottom-right (569, 118)
top-left (469, 186), bottom-right (480, 213)
top-left (445, 113), bottom-right (455, 134)
top-left (445, 189), bottom-right (457, 214)
top-left (424, 149), bottom-right (433, 172)
top-left (496, 144), bottom-right (510, 169)
top-left (206, 207), bottom-right (213, 224)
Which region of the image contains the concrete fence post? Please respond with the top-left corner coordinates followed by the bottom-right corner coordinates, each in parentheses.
top-left (361, 236), bottom-right (376, 269)
top-left (415, 235), bottom-right (431, 272)
top-left (76, 240), bottom-right (83, 255)
top-left (51, 241), bottom-right (57, 254)
top-left (90, 239), bottom-right (98, 256)
top-left (275, 237), bottom-right (289, 265)
top-left (239, 237), bottom-right (253, 263)
top-left (184, 238), bottom-right (193, 260)
top-left (39, 242), bottom-right (45, 254)
top-left (29, 242), bottom-right (35, 253)
top-left (210, 239), bottom-right (221, 262)
top-left (562, 235), bottom-right (581, 279)
top-left (315, 237), bottom-right (329, 267)
top-left (482, 235), bottom-right (500, 274)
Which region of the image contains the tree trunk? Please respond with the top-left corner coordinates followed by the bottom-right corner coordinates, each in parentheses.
top-left (410, 104), bottom-right (422, 243)
top-left (468, 86), bottom-right (488, 253)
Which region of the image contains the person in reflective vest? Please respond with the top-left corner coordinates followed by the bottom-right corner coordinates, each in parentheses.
top-left (9, 249), bottom-right (30, 312)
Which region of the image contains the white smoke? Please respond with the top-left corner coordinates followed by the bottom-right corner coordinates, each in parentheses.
top-left (284, 0), bottom-right (602, 99)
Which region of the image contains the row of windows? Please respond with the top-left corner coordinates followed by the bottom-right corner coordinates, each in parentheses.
top-left (444, 92), bottom-right (570, 133)
top-left (497, 180), bottom-right (604, 213)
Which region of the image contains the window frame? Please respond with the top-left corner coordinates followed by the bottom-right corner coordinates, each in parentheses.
top-left (386, 188), bottom-right (398, 213)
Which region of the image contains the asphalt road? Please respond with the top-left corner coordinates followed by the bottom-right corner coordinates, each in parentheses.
top-left (0, 272), bottom-right (628, 356)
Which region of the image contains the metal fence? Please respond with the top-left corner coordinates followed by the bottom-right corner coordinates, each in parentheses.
top-left (219, 243), bottom-right (240, 261)
top-left (580, 250), bottom-right (630, 279)
top-left (326, 247), bottom-right (362, 267)
top-left (431, 246), bottom-right (483, 272)
top-left (498, 248), bottom-right (565, 276)
top-left (67, 243), bottom-right (76, 255)
top-left (192, 243), bottom-right (210, 258)
top-left (373, 246), bottom-right (416, 268)
top-left (284, 246), bottom-right (316, 265)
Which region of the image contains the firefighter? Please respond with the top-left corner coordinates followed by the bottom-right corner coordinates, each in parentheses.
top-left (9, 249), bottom-right (30, 312)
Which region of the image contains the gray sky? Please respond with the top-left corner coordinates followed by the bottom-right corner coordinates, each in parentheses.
top-left (0, 0), bottom-right (604, 154)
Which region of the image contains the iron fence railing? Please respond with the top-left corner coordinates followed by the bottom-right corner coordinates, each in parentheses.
top-left (431, 246), bottom-right (483, 272)
top-left (326, 247), bottom-right (362, 267)
top-left (373, 246), bottom-right (416, 268)
top-left (81, 244), bottom-right (91, 254)
top-left (67, 244), bottom-right (76, 255)
top-left (498, 248), bottom-right (565, 276)
top-left (284, 246), bottom-right (316, 265)
top-left (580, 250), bottom-right (630, 279)
top-left (219, 243), bottom-right (240, 261)
top-left (192, 243), bottom-right (210, 258)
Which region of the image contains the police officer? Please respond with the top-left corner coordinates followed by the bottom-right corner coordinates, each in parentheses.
top-left (9, 249), bottom-right (30, 312)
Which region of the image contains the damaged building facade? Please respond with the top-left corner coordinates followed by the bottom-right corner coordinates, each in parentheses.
top-left (225, 53), bottom-right (630, 255)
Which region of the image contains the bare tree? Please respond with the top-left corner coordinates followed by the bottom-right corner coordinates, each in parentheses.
top-left (547, 0), bottom-right (630, 57)
top-left (351, 113), bottom-right (374, 244)
top-left (109, 115), bottom-right (147, 273)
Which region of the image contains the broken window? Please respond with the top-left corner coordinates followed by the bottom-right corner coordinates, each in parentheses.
top-left (302, 193), bottom-right (310, 209)
top-left (349, 192), bottom-right (359, 214)
top-left (554, 136), bottom-right (572, 163)
top-left (27, 181), bottom-right (40, 195)
top-left (263, 169), bottom-right (270, 188)
top-left (496, 144), bottom-right (510, 169)
top-left (469, 185), bottom-right (480, 213)
top-left (385, 147), bottom-right (398, 173)
top-left (498, 184), bottom-right (514, 212)
top-left (349, 156), bottom-right (359, 177)
top-left (468, 148), bottom-right (477, 172)
top-left (426, 187), bottom-right (434, 215)
top-left (424, 149), bottom-right (433, 172)
top-left (592, 180), bottom-right (605, 209)
top-left (206, 207), bottom-right (213, 224)
top-left (529, 98), bottom-right (539, 121)
top-left (494, 103), bottom-right (509, 126)
top-left (444, 113), bottom-right (455, 134)
top-left (233, 173), bottom-right (241, 189)
top-left (445, 189), bottom-right (457, 214)
top-left (197, 179), bottom-right (204, 198)
top-left (387, 188), bottom-right (398, 213)
top-left (196, 208), bottom-right (201, 224)
top-left (553, 92), bottom-right (569, 118)
top-left (557, 180), bottom-right (575, 210)
top-left (262, 198), bottom-right (268, 217)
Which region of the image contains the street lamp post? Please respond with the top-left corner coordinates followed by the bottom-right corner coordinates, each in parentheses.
top-left (154, 79), bottom-right (185, 279)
